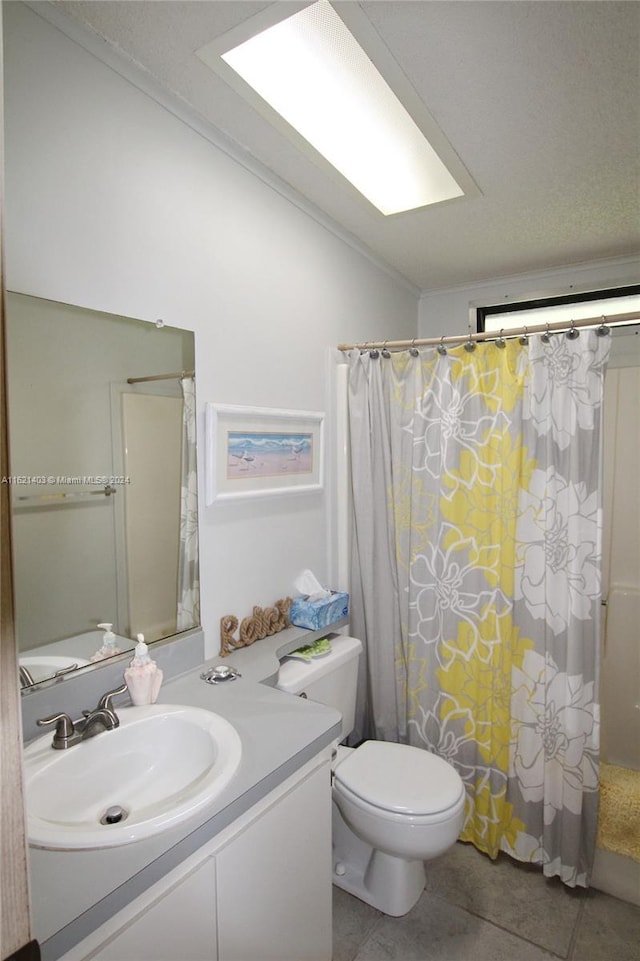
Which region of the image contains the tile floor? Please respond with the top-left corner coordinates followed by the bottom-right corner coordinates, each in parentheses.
top-left (332, 842), bottom-right (640, 961)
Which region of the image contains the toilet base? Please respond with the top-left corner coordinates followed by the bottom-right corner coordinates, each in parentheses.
top-left (332, 800), bottom-right (426, 916)
top-left (333, 849), bottom-right (426, 917)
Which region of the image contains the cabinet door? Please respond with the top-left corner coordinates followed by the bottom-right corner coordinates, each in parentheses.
top-left (63, 856), bottom-right (217, 961)
top-left (215, 759), bottom-right (332, 961)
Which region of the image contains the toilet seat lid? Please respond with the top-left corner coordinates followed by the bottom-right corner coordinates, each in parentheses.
top-left (334, 741), bottom-right (464, 816)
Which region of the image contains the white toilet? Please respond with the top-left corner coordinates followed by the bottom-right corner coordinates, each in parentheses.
top-left (277, 635), bottom-right (466, 916)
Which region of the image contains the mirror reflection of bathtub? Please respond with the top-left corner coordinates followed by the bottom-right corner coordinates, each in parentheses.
top-left (5, 292), bottom-right (200, 692)
top-left (18, 653), bottom-right (92, 688)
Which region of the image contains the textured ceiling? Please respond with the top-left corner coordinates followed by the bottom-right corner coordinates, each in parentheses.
top-left (50, 0), bottom-right (640, 291)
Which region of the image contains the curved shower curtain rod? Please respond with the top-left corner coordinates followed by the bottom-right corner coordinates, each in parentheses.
top-left (337, 310), bottom-right (640, 353)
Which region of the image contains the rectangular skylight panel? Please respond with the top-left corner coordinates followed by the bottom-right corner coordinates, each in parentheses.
top-left (220, 0), bottom-right (464, 215)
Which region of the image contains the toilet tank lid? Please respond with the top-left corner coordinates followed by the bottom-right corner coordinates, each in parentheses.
top-left (276, 635), bottom-right (362, 694)
top-left (334, 741), bottom-right (465, 816)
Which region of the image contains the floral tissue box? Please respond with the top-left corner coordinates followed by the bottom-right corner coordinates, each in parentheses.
top-left (289, 591), bottom-right (350, 631)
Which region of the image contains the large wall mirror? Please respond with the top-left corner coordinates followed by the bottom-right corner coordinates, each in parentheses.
top-left (5, 292), bottom-right (200, 693)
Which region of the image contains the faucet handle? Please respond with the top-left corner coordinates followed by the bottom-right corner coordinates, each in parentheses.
top-left (97, 683), bottom-right (128, 712)
top-left (19, 665), bottom-right (36, 688)
top-left (37, 712), bottom-right (76, 747)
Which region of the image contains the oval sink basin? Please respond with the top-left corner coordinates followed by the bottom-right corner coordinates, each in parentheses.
top-left (20, 655), bottom-right (91, 684)
top-left (24, 704), bottom-right (242, 850)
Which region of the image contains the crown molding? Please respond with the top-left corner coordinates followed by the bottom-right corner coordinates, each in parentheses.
top-left (420, 252), bottom-right (640, 299)
top-left (23, 1), bottom-right (421, 300)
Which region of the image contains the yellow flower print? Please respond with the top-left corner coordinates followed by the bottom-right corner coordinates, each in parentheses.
top-left (437, 613), bottom-right (533, 767)
top-left (390, 462), bottom-right (437, 571)
top-left (447, 341), bottom-right (525, 417)
top-left (441, 431), bottom-right (536, 596)
top-left (460, 781), bottom-right (527, 858)
top-left (435, 612), bottom-right (534, 855)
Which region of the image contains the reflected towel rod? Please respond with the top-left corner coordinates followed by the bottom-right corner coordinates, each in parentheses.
top-left (13, 485), bottom-right (117, 505)
top-left (127, 370), bottom-right (194, 384)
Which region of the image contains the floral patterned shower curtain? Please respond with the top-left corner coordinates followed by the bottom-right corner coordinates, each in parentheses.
top-left (177, 376), bottom-right (200, 631)
top-left (347, 331), bottom-right (610, 886)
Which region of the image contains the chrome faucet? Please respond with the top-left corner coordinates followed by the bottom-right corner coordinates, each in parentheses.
top-left (19, 665), bottom-right (36, 688)
top-left (37, 683), bottom-right (128, 749)
top-left (78, 707), bottom-right (119, 738)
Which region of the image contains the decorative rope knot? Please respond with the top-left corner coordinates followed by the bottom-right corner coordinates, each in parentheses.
top-left (275, 597), bottom-right (291, 630)
top-left (239, 609), bottom-right (262, 644)
top-left (219, 615), bottom-right (239, 655)
top-left (220, 597), bottom-right (292, 656)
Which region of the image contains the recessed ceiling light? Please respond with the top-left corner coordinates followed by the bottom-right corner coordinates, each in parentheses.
top-left (200, 1), bottom-right (467, 216)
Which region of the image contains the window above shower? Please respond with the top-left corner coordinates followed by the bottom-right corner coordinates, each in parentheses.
top-left (476, 284), bottom-right (640, 335)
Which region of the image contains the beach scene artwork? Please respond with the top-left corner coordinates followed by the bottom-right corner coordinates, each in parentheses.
top-left (226, 430), bottom-right (314, 480)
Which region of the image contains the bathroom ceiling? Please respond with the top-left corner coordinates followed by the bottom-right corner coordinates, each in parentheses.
top-left (48, 0), bottom-right (639, 291)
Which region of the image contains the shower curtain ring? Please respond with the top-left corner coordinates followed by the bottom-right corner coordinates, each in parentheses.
top-left (409, 338), bottom-right (419, 357)
top-left (496, 328), bottom-right (506, 348)
top-left (437, 336), bottom-right (447, 356)
top-left (464, 332), bottom-right (476, 352)
top-left (381, 341), bottom-right (391, 358)
top-left (519, 325), bottom-right (529, 346)
top-left (596, 316), bottom-right (611, 337)
top-left (567, 318), bottom-right (580, 340)
top-left (541, 322), bottom-right (552, 343)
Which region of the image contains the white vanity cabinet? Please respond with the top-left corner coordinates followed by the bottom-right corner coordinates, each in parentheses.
top-left (59, 751), bottom-right (332, 961)
top-left (214, 751), bottom-right (332, 961)
top-left (61, 856), bottom-right (218, 961)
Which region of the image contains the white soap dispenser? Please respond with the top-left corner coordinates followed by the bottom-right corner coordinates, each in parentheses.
top-left (91, 622), bottom-right (122, 661)
top-left (124, 633), bottom-right (163, 706)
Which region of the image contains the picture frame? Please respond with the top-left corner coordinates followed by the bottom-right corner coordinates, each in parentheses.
top-left (205, 404), bottom-right (325, 504)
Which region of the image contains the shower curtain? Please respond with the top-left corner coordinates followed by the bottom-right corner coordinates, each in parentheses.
top-left (347, 331), bottom-right (610, 886)
top-left (177, 376), bottom-right (200, 631)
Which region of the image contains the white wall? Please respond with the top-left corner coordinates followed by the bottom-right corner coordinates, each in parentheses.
top-left (3, 3), bottom-right (417, 658)
top-left (419, 255), bottom-right (640, 338)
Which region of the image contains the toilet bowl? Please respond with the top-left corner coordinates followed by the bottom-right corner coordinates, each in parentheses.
top-left (276, 635), bottom-right (466, 916)
top-left (331, 741), bottom-right (466, 916)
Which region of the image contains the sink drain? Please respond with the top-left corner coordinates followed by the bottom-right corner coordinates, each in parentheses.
top-left (100, 805), bottom-right (129, 826)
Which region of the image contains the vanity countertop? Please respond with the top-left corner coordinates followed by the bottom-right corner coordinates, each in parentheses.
top-left (30, 622), bottom-right (348, 959)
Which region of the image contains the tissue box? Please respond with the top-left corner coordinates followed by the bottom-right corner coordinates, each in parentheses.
top-left (289, 591), bottom-right (350, 631)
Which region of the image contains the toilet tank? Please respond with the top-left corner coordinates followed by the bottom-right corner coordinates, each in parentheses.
top-left (276, 635), bottom-right (363, 740)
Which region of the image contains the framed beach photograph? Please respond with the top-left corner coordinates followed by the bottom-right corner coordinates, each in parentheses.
top-left (205, 404), bottom-right (325, 504)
